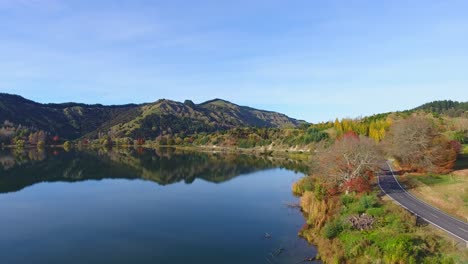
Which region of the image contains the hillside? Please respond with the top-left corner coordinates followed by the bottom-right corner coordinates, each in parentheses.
top-left (107, 98), bottom-right (303, 139)
top-left (354, 100), bottom-right (468, 126)
top-left (0, 93), bottom-right (140, 139)
top-left (0, 93), bottom-right (304, 140)
top-left (413, 100), bottom-right (468, 117)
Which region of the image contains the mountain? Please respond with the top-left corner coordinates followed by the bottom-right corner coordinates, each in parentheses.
top-left (106, 98), bottom-right (304, 139)
top-left (0, 93), bottom-right (304, 140)
top-left (0, 93), bottom-right (140, 139)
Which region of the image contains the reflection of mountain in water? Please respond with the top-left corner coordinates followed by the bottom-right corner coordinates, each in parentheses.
top-left (0, 148), bottom-right (308, 194)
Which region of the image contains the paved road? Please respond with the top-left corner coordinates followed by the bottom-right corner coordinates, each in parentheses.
top-left (378, 162), bottom-right (468, 244)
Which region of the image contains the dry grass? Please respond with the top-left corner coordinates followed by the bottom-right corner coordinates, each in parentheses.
top-left (400, 172), bottom-right (468, 221)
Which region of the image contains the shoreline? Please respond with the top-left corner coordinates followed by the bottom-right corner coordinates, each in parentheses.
top-left (1, 144), bottom-right (313, 160)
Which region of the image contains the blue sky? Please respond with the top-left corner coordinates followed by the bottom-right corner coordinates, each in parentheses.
top-left (0, 0), bottom-right (467, 122)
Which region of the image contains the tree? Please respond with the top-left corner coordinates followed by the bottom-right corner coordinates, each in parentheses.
top-left (63, 141), bottom-right (72, 151)
top-left (368, 120), bottom-right (390, 142)
top-left (37, 130), bottom-right (46, 143)
top-left (37, 140), bottom-right (45, 149)
top-left (15, 139), bottom-right (25, 149)
top-left (383, 116), bottom-right (457, 173)
top-left (334, 118), bottom-right (343, 135)
top-left (29, 132), bottom-right (38, 145)
top-left (316, 134), bottom-right (382, 194)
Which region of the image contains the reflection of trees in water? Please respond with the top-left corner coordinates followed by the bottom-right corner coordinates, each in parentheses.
top-left (103, 148), bottom-right (309, 185)
top-left (0, 147), bottom-right (308, 194)
top-left (27, 149), bottom-right (46, 162)
top-left (0, 148), bottom-right (48, 169)
top-left (0, 155), bottom-right (15, 170)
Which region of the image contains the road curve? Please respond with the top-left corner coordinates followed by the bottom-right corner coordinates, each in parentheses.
top-left (378, 162), bottom-right (468, 243)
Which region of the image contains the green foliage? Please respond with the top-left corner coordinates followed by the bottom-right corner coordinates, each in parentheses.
top-left (338, 231), bottom-right (371, 258)
top-left (292, 177), bottom-right (314, 195)
top-left (0, 93), bottom-right (304, 141)
top-left (452, 130), bottom-right (467, 144)
top-left (415, 174), bottom-right (460, 186)
top-left (341, 194), bottom-right (379, 215)
top-left (314, 182), bottom-right (326, 201)
top-left (414, 100), bottom-right (468, 117)
top-left (186, 126), bottom-right (330, 148)
top-left (0, 93), bottom-right (138, 140)
top-left (323, 219), bottom-right (345, 239)
top-left (303, 127), bottom-right (329, 143)
top-left (14, 139), bottom-right (25, 148)
top-left (359, 194), bottom-right (378, 210)
top-left (366, 207), bottom-right (385, 217)
top-left (340, 194), bottom-right (356, 206)
top-left (237, 138), bottom-right (256, 148)
top-left (321, 192), bottom-right (458, 263)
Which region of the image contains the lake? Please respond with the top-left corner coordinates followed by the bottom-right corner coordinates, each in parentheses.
top-left (0, 148), bottom-right (318, 264)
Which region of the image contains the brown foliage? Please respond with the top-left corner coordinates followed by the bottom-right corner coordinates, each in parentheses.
top-left (316, 135), bottom-right (382, 193)
top-left (300, 191), bottom-right (340, 229)
top-left (384, 116), bottom-right (457, 173)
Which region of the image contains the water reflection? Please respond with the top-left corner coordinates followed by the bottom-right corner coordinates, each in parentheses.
top-left (0, 147), bottom-right (318, 264)
top-left (0, 147), bottom-right (309, 194)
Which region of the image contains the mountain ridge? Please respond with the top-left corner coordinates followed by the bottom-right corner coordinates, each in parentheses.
top-left (0, 93), bottom-right (305, 140)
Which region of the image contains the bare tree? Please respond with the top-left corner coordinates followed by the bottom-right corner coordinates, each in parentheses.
top-left (316, 133), bottom-right (383, 193)
top-left (384, 115), bottom-right (457, 173)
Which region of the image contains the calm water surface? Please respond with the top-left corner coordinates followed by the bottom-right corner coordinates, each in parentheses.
top-left (0, 148), bottom-right (318, 263)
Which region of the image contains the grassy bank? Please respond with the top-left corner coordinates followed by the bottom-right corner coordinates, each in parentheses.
top-left (396, 149), bottom-right (468, 221)
top-left (399, 173), bottom-right (468, 221)
top-left (293, 177), bottom-right (468, 263)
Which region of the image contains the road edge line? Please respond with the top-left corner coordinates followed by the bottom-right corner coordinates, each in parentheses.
top-left (378, 163), bottom-right (468, 244)
top-left (385, 161), bottom-right (468, 225)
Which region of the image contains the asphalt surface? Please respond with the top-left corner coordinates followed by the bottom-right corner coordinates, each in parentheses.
top-left (378, 162), bottom-right (468, 243)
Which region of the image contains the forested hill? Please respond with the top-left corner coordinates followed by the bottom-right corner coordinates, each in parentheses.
top-left (413, 100), bottom-right (468, 116)
top-left (0, 93), bottom-right (304, 140)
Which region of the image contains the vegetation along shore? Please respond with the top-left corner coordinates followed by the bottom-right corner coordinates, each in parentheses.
top-left (1, 94), bottom-right (468, 263)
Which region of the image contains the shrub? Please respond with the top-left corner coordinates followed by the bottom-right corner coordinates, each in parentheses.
top-left (340, 194), bottom-right (356, 206)
top-left (359, 194), bottom-right (378, 210)
top-left (366, 207), bottom-right (385, 217)
top-left (339, 231), bottom-right (370, 258)
top-left (381, 234), bottom-right (416, 263)
top-left (324, 219), bottom-right (345, 239)
top-left (314, 182), bottom-right (327, 201)
top-left (292, 177), bottom-right (314, 195)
